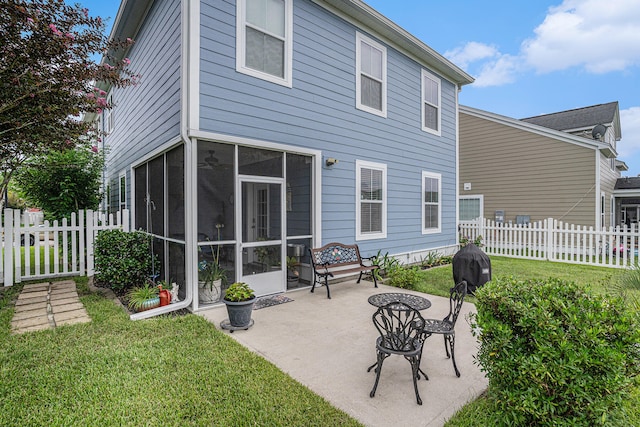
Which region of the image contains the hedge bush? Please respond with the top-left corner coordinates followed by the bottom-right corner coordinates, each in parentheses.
top-left (472, 277), bottom-right (640, 426)
top-left (94, 229), bottom-right (158, 293)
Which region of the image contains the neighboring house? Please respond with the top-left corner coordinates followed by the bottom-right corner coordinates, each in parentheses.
top-left (93, 0), bottom-right (473, 313)
top-left (459, 102), bottom-right (624, 229)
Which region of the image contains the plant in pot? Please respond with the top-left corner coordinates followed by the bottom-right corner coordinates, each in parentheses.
top-left (286, 256), bottom-right (299, 285)
top-left (126, 282), bottom-right (160, 312)
top-left (198, 245), bottom-right (228, 304)
top-left (222, 282), bottom-right (256, 330)
top-left (157, 280), bottom-right (173, 306)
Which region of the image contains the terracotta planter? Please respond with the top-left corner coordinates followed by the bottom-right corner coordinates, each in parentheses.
top-left (159, 289), bottom-right (171, 306)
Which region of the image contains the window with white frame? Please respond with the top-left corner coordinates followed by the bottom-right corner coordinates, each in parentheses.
top-left (421, 70), bottom-right (441, 135)
top-left (600, 192), bottom-right (605, 229)
top-left (459, 195), bottom-right (483, 221)
top-left (422, 172), bottom-right (441, 233)
top-left (610, 195), bottom-right (615, 227)
top-left (104, 93), bottom-right (113, 133)
top-left (356, 33), bottom-right (387, 117)
top-left (119, 172), bottom-right (127, 211)
top-left (236, 0), bottom-right (293, 87)
top-left (356, 160), bottom-right (386, 240)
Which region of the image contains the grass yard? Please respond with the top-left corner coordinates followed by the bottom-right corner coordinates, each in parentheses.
top-left (1, 257), bottom-right (638, 426)
top-left (0, 278), bottom-right (361, 426)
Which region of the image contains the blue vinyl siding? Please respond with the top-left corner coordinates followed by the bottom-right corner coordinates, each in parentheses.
top-left (199, 0), bottom-right (459, 256)
top-left (104, 0), bottom-right (181, 196)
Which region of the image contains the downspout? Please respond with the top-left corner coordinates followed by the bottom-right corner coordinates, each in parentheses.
top-left (455, 84), bottom-right (460, 248)
top-left (131, 0), bottom-right (197, 319)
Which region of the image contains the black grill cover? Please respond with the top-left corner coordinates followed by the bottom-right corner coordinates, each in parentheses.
top-left (452, 243), bottom-right (491, 294)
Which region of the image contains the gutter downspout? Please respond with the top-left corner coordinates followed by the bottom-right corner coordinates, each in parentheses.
top-left (131, 0), bottom-right (196, 319)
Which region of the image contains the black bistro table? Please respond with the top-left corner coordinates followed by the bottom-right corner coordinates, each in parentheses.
top-left (367, 292), bottom-right (432, 375)
top-left (368, 292), bottom-right (431, 311)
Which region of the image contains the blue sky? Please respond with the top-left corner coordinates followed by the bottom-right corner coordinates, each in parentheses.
top-left (81, 0), bottom-right (640, 175)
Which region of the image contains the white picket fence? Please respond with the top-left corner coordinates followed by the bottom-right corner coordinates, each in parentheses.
top-left (1, 209), bottom-right (129, 286)
top-left (459, 218), bottom-right (640, 269)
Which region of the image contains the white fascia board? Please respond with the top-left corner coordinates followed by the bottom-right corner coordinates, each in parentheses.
top-left (460, 105), bottom-right (605, 151)
top-left (311, 0), bottom-right (473, 87)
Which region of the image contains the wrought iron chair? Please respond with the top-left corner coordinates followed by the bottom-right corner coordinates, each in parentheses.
top-left (370, 301), bottom-right (426, 405)
top-left (421, 281), bottom-right (467, 377)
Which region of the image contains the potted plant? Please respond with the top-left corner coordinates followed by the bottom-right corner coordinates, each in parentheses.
top-left (286, 256), bottom-right (299, 285)
top-left (198, 244), bottom-right (228, 304)
top-left (126, 282), bottom-right (160, 312)
top-left (222, 282), bottom-right (256, 329)
top-left (157, 280), bottom-right (172, 306)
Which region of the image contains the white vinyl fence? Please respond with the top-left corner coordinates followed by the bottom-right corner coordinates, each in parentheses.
top-left (459, 218), bottom-right (640, 269)
top-left (1, 209), bottom-right (129, 286)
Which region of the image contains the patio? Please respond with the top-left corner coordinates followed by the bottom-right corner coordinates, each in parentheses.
top-left (199, 280), bottom-right (488, 427)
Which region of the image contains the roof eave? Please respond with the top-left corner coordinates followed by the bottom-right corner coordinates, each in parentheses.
top-left (316, 0), bottom-right (474, 86)
top-left (460, 105), bottom-right (609, 152)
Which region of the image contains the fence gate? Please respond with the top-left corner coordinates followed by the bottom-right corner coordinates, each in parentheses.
top-left (1, 209), bottom-right (129, 287)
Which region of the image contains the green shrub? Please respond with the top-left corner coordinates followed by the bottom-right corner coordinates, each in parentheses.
top-left (370, 250), bottom-right (400, 280)
top-left (94, 229), bottom-right (158, 293)
top-left (472, 277), bottom-right (640, 426)
top-left (387, 265), bottom-right (423, 289)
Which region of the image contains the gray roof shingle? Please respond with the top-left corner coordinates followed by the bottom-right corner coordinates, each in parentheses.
top-left (521, 102), bottom-right (619, 132)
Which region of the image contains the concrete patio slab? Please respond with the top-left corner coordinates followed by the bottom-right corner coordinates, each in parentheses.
top-left (199, 280), bottom-right (488, 427)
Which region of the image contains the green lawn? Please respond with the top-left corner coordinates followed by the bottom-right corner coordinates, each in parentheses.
top-left (0, 278), bottom-right (361, 426)
top-left (1, 257), bottom-right (637, 426)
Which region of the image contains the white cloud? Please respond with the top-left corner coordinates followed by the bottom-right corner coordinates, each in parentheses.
top-left (444, 42), bottom-right (520, 87)
top-left (472, 55), bottom-right (521, 87)
top-left (618, 107), bottom-right (640, 173)
top-left (444, 42), bottom-right (499, 70)
top-left (522, 0), bottom-right (640, 74)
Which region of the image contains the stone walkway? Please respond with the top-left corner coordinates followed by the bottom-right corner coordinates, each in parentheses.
top-left (11, 280), bottom-right (91, 334)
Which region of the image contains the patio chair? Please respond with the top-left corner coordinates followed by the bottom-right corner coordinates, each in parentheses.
top-left (420, 281), bottom-right (467, 377)
top-left (370, 301), bottom-right (426, 405)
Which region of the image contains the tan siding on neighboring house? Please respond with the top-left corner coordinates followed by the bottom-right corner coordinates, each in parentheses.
top-left (599, 153), bottom-right (621, 227)
top-left (460, 113), bottom-right (597, 227)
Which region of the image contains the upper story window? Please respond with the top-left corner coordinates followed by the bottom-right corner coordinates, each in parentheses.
top-left (356, 33), bottom-right (387, 117)
top-left (236, 0), bottom-right (293, 87)
top-left (421, 70), bottom-right (441, 135)
top-left (356, 160), bottom-right (387, 240)
top-left (119, 171), bottom-right (127, 211)
top-left (422, 171), bottom-right (441, 234)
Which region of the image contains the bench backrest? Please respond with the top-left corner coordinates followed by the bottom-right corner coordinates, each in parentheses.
top-left (310, 242), bottom-right (363, 268)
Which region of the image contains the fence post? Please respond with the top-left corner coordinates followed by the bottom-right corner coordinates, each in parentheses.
top-left (122, 209), bottom-right (130, 232)
top-left (545, 218), bottom-right (553, 261)
top-left (3, 209), bottom-right (14, 286)
top-left (86, 210), bottom-right (95, 277)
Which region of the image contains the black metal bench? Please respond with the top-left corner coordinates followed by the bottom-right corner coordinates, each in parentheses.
top-left (309, 242), bottom-right (379, 299)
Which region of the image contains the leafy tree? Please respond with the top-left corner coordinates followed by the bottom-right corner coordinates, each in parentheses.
top-left (0, 0), bottom-right (137, 208)
top-left (13, 145), bottom-right (105, 220)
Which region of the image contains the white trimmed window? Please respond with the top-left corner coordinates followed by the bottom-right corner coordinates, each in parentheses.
top-left (119, 172), bottom-right (127, 211)
top-left (356, 160), bottom-right (387, 240)
top-left (421, 70), bottom-right (441, 135)
top-left (104, 93), bottom-right (114, 133)
top-left (422, 171), bottom-right (441, 234)
top-left (600, 192), bottom-right (605, 229)
top-left (236, 0), bottom-right (293, 87)
top-left (610, 195), bottom-right (615, 227)
top-left (459, 195), bottom-right (483, 221)
top-left (356, 33), bottom-right (387, 117)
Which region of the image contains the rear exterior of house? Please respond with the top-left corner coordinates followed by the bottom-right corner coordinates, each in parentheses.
top-left (96, 0), bottom-right (473, 315)
top-left (459, 104), bottom-right (621, 229)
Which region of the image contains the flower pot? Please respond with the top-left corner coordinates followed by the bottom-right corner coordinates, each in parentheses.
top-left (159, 289), bottom-right (171, 306)
top-left (136, 297), bottom-right (160, 312)
top-left (224, 297), bottom-right (256, 328)
top-left (198, 279), bottom-right (222, 303)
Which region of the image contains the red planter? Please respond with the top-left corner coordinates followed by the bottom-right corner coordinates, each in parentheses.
top-left (159, 289), bottom-right (171, 306)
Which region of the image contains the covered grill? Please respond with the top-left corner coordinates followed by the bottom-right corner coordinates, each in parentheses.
top-left (452, 243), bottom-right (491, 294)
